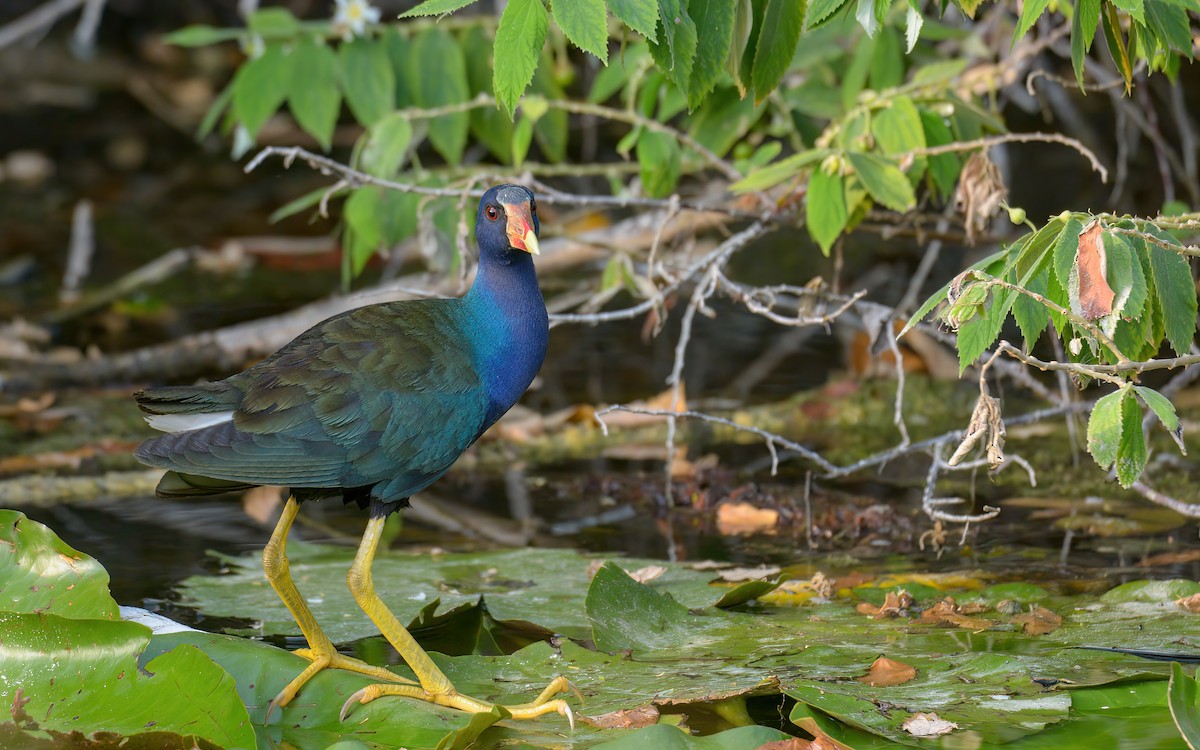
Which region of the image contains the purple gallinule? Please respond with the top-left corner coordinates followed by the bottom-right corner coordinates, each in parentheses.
top-left (134, 185), bottom-right (575, 723)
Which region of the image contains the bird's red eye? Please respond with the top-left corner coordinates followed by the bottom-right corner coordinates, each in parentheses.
top-left (485, 205), bottom-right (499, 221)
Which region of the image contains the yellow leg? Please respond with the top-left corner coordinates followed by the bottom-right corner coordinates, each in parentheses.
top-left (263, 496), bottom-right (413, 720)
top-left (338, 514), bottom-right (579, 726)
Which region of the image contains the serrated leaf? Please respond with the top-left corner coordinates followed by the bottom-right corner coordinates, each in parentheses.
top-left (552, 0), bottom-right (609, 62)
top-left (1110, 0), bottom-right (1146, 23)
top-left (231, 43), bottom-right (289, 139)
top-left (637, 130), bottom-right (681, 198)
top-left (1052, 217), bottom-right (1084, 290)
top-left (287, 38), bottom-right (340, 151)
top-left (1087, 389), bottom-right (1125, 470)
top-left (687, 0), bottom-right (735, 110)
top-left (1014, 0), bottom-right (1051, 43)
top-left (1071, 0), bottom-right (1102, 87)
top-left (751, 0), bottom-right (806, 101)
top-left (807, 167), bottom-right (848, 256)
top-left (806, 0), bottom-right (851, 28)
top-left (611, 0), bottom-right (660, 38)
top-left (651, 0), bottom-right (699, 90)
top-left (401, 0), bottom-right (479, 17)
top-left (905, 5), bottom-right (924, 52)
top-left (1143, 0), bottom-right (1194, 55)
top-left (856, 0), bottom-right (880, 36)
top-left (847, 151), bottom-right (916, 212)
top-left (339, 38), bottom-right (395, 127)
top-left (1143, 226), bottom-right (1198, 356)
top-left (411, 28), bottom-right (470, 164)
top-left (361, 113), bottom-right (413, 177)
top-left (1133, 385), bottom-right (1186, 453)
top-left (872, 96), bottom-right (925, 155)
top-left (1101, 3), bottom-right (1135, 91)
top-left (1013, 273), bottom-right (1050, 347)
top-left (1102, 233), bottom-right (1148, 322)
top-left (494, 0), bottom-right (549, 117)
top-left (1116, 389), bottom-right (1147, 488)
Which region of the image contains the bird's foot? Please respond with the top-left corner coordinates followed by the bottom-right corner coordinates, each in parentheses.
top-left (339, 675), bottom-right (581, 728)
top-left (268, 646), bottom-right (416, 720)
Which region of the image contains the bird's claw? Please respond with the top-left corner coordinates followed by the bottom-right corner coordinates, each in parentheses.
top-left (337, 675), bottom-right (579, 728)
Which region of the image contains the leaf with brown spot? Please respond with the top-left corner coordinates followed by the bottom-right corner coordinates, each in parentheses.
top-left (1012, 606), bottom-right (1063, 635)
top-left (1075, 221), bottom-right (1115, 320)
top-left (581, 704), bottom-right (660, 729)
top-left (857, 656), bottom-right (918, 686)
top-left (1176, 593), bottom-right (1200, 613)
top-left (921, 597), bottom-right (995, 630)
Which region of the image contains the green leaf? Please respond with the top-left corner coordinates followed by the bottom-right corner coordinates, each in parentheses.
top-left (807, 0), bottom-right (852, 27)
top-left (611, 0), bottom-right (660, 38)
top-left (1134, 385), bottom-right (1186, 453)
top-left (248, 7), bottom-right (301, 36)
top-left (847, 151), bottom-right (916, 212)
top-left (1101, 3), bottom-right (1135, 90)
top-left (339, 38), bottom-right (395, 127)
top-left (1071, 0), bottom-right (1102, 87)
top-left (650, 0), bottom-right (699, 90)
top-left (0, 511), bottom-right (119, 619)
top-left (494, 0), bottom-right (549, 117)
top-left (586, 561), bottom-right (695, 652)
top-left (919, 108), bottom-right (961, 198)
top-left (732, 149), bottom-right (826, 193)
top-left (401, 0), bottom-right (480, 17)
top-left (750, 0), bottom-right (805, 102)
top-left (1013, 273), bottom-right (1050, 347)
top-left (872, 96), bottom-right (925, 155)
top-left (905, 5), bottom-right (924, 52)
top-left (1110, 0), bottom-right (1146, 24)
top-left (1117, 388), bottom-right (1147, 488)
top-left (531, 60), bottom-right (569, 162)
top-left (163, 25), bottom-right (243, 47)
top-left (1169, 663), bottom-right (1200, 749)
top-left (592, 724), bottom-right (792, 749)
top-left (1145, 227), bottom-right (1198, 356)
top-left (287, 38), bottom-right (340, 151)
top-left (1103, 232), bottom-right (1148, 321)
top-left (361, 113), bottom-right (413, 177)
top-left (955, 293), bottom-right (1010, 372)
top-left (378, 189), bottom-right (421, 247)
top-left (0, 613), bottom-right (254, 749)
top-left (807, 167), bottom-right (848, 256)
top-left (462, 26), bottom-right (513, 162)
top-left (714, 578), bottom-right (786, 609)
top-left (1143, 0), bottom-right (1194, 55)
top-left (1014, 0), bottom-right (1051, 43)
top-left (687, 0), bottom-right (736, 110)
top-left (901, 247), bottom-right (1008, 336)
top-left (1087, 389), bottom-right (1125, 470)
top-left (553, 0), bottom-right (609, 62)
top-left (270, 185), bottom-right (339, 223)
top-left (411, 28), bottom-right (471, 164)
top-left (231, 43), bottom-right (289, 139)
top-left (1052, 216), bottom-right (1084, 290)
top-left (637, 130), bottom-right (682, 198)
top-left (344, 187), bottom-right (384, 275)
top-left (512, 114), bottom-right (535, 166)
top-left (197, 81), bottom-right (233, 140)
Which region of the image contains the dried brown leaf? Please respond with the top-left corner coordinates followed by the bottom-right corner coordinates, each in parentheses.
top-left (902, 712), bottom-right (958, 737)
top-left (582, 704), bottom-right (660, 729)
top-left (1011, 606), bottom-right (1063, 635)
top-left (1076, 221), bottom-right (1115, 320)
top-left (921, 597), bottom-right (995, 630)
top-left (716, 502), bottom-right (779, 536)
top-left (857, 656), bottom-right (918, 687)
top-left (955, 151), bottom-right (1007, 244)
top-left (857, 589), bottom-right (913, 619)
top-left (1176, 593), bottom-right (1200, 613)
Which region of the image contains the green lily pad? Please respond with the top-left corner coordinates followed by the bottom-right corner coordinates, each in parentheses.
top-left (0, 509), bottom-right (119, 620)
top-left (590, 724), bottom-right (790, 749)
top-left (1169, 663), bottom-right (1200, 749)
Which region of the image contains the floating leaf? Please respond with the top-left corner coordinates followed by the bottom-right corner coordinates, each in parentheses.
top-left (1168, 663), bottom-right (1200, 750)
top-left (857, 656), bottom-right (918, 686)
top-left (586, 561), bottom-right (695, 652)
top-left (0, 511), bottom-right (118, 620)
top-left (494, 0), bottom-right (549, 117)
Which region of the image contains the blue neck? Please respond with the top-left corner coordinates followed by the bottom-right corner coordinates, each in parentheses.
top-left (463, 249), bottom-right (548, 430)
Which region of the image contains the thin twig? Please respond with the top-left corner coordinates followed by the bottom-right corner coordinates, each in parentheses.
top-left (910, 132), bottom-right (1108, 183)
top-left (0, 0), bottom-right (85, 50)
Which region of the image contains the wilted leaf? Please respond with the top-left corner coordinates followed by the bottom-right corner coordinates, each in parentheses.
top-left (902, 712), bottom-right (958, 737)
top-left (716, 502), bottom-right (779, 535)
top-left (921, 598), bottom-right (995, 630)
top-left (856, 589), bottom-right (913, 618)
top-left (1073, 220), bottom-right (1115, 321)
top-left (955, 151), bottom-right (1007, 243)
top-left (857, 656), bottom-right (918, 686)
top-left (1012, 606), bottom-right (1063, 635)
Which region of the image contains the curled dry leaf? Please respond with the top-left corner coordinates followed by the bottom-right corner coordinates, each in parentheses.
top-left (583, 560), bottom-right (665, 584)
top-left (1176, 593), bottom-right (1200, 613)
top-left (808, 572), bottom-right (835, 599)
top-left (902, 712), bottom-right (958, 737)
top-left (857, 656), bottom-right (918, 687)
top-left (760, 717), bottom-right (857, 749)
top-left (1075, 221), bottom-right (1115, 320)
top-left (582, 704), bottom-right (660, 730)
top-left (856, 589), bottom-right (913, 618)
top-left (955, 151), bottom-right (1007, 244)
top-left (716, 502), bottom-right (779, 536)
top-left (716, 565), bottom-right (783, 582)
top-left (1011, 606), bottom-right (1063, 635)
top-left (949, 387), bottom-right (1005, 469)
top-left (921, 597), bottom-right (995, 630)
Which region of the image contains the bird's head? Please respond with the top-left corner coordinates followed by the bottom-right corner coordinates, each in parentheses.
top-left (477, 184), bottom-right (540, 259)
